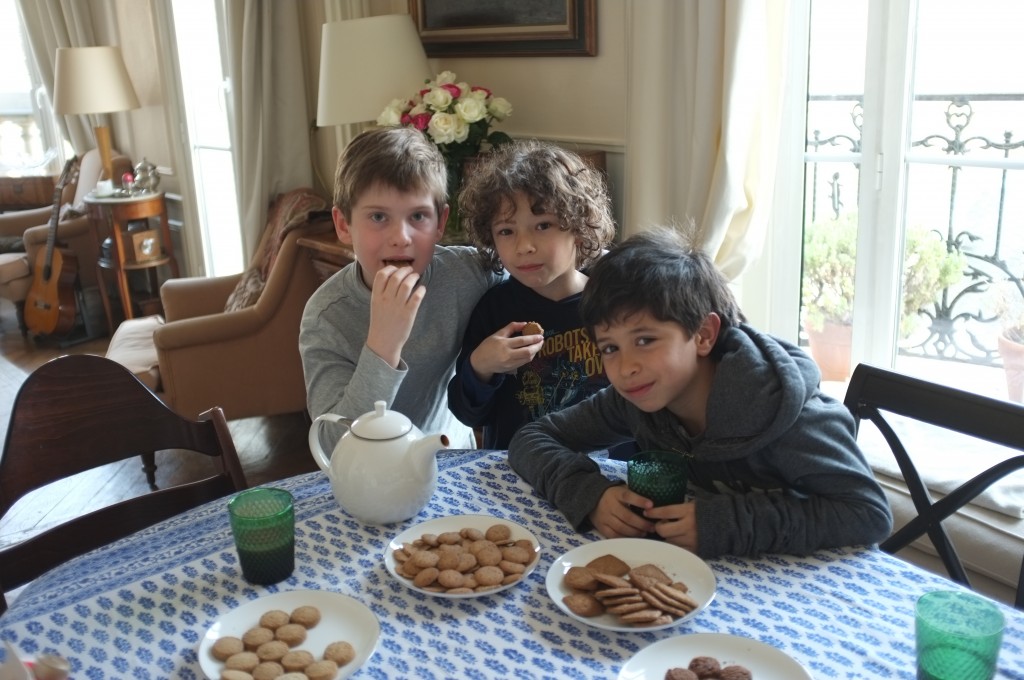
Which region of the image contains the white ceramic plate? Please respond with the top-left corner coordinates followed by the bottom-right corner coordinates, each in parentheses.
top-left (617, 633), bottom-right (813, 680)
top-left (546, 537), bottom-right (716, 632)
top-left (384, 514), bottom-right (542, 599)
top-left (197, 589), bottom-right (379, 680)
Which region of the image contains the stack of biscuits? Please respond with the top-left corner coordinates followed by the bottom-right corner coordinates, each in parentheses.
top-left (561, 554), bottom-right (700, 627)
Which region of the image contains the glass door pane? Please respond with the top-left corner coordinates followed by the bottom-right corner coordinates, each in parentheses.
top-left (800, 0), bottom-right (868, 385)
top-left (895, 0), bottom-right (1024, 403)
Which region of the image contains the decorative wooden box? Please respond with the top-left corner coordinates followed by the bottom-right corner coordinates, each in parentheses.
top-left (0, 175), bottom-right (56, 212)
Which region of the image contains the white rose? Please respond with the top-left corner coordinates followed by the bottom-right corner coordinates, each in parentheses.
top-left (454, 97), bottom-right (488, 124)
top-left (428, 112), bottom-right (460, 144)
top-left (376, 99), bottom-right (406, 127)
top-left (488, 97), bottom-right (513, 121)
top-left (423, 87), bottom-right (454, 112)
top-left (434, 70), bottom-right (458, 86)
top-left (409, 102), bottom-right (429, 117)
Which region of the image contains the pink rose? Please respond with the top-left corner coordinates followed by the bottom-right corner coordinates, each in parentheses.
top-left (441, 84), bottom-right (461, 98)
top-left (410, 113), bottom-right (431, 131)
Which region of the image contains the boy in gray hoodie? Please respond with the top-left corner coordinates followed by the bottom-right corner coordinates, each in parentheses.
top-left (508, 226), bottom-right (892, 558)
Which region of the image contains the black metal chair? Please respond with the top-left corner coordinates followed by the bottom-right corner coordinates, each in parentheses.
top-left (844, 363), bottom-right (1024, 609)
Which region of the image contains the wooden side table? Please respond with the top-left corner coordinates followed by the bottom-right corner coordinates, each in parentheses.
top-left (84, 191), bottom-right (180, 334)
top-left (296, 230), bottom-right (355, 283)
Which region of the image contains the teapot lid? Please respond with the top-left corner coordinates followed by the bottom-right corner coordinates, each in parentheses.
top-left (350, 400), bottom-right (412, 440)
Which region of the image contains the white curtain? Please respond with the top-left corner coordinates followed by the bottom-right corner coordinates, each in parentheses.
top-left (624, 0), bottom-right (789, 280)
top-left (16, 0), bottom-right (122, 157)
top-left (222, 1), bottom-right (314, 263)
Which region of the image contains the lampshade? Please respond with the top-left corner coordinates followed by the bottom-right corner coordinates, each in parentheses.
top-left (53, 46), bottom-right (140, 115)
top-left (317, 15), bottom-right (431, 126)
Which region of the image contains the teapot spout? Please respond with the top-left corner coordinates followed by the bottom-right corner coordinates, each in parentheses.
top-left (407, 433), bottom-right (449, 480)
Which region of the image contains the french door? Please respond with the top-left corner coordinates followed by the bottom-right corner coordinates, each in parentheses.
top-left (772, 0), bottom-right (1024, 403)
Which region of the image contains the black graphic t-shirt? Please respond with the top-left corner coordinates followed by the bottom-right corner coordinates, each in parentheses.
top-left (447, 277), bottom-right (611, 449)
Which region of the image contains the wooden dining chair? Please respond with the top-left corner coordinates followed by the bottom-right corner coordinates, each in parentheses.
top-left (0, 353), bottom-right (248, 614)
top-left (843, 363), bottom-right (1024, 609)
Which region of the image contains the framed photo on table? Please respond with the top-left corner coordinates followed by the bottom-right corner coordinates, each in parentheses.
top-left (408, 0), bottom-right (597, 57)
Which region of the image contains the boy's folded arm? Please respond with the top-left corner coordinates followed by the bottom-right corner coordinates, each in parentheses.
top-left (695, 412), bottom-right (894, 559)
top-left (447, 356), bottom-right (502, 427)
top-left (509, 390), bottom-right (635, 530)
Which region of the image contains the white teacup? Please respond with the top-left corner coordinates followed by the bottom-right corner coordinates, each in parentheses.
top-left (94, 179), bottom-right (114, 197)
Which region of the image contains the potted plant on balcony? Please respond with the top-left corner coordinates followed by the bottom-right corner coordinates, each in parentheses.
top-left (802, 213), bottom-right (964, 381)
top-left (988, 280), bottom-right (1024, 402)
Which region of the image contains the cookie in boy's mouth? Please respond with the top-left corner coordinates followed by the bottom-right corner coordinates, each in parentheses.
top-left (382, 258), bottom-right (414, 268)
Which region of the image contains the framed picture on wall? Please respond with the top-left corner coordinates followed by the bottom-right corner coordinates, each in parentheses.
top-left (409, 0), bottom-right (597, 57)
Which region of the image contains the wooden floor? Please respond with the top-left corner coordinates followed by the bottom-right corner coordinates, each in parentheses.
top-left (0, 299), bottom-right (318, 552)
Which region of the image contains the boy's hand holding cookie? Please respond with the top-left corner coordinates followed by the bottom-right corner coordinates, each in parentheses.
top-left (366, 265), bottom-right (426, 368)
top-left (469, 321), bottom-right (545, 383)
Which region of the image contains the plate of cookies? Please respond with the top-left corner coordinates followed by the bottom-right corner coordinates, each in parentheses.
top-left (384, 514), bottom-right (542, 598)
top-left (617, 632), bottom-right (813, 679)
top-left (546, 537), bottom-right (716, 632)
top-left (197, 589), bottom-right (379, 680)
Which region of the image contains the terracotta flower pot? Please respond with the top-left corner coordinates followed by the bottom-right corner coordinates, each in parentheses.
top-left (804, 321), bottom-right (853, 382)
top-left (997, 331), bottom-right (1024, 403)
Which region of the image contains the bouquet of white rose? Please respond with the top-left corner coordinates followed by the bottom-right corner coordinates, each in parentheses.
top-left (378, 71), bottom-right (513, 238)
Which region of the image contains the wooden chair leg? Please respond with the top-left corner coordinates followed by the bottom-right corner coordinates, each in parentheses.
top-left (140, 452), bottom-right (158, 490)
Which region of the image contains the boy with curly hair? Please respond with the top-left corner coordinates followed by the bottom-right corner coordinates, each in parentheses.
top-left (508, 226), bottom-right (892, 558)
top-left (447, 140), bottom-right (620, 449)
top-left (301, 127), bottom-right (503, 450)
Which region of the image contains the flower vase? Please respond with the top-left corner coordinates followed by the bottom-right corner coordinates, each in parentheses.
top-left (442, 157), bottom-right (469, 245)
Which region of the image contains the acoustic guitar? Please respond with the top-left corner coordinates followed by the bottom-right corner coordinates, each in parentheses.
top-left (25, 157), bottom-right (80, 337)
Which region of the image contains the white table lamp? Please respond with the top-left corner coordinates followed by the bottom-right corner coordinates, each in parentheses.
top-left (53, 46), bottom-right (140, 182)
top-left (316, 15), bottom-right (431, 127)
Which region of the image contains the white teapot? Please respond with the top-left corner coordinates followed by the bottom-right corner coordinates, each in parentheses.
top-left (308, 400), bottom-right (449, 524)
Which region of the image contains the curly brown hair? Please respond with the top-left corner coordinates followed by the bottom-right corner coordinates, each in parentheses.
top-left (458, 140), bottom-right (616, 273)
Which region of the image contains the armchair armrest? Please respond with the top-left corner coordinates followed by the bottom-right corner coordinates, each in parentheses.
top-left (152, 229), bottom-right (321, 420)
top-left (160, 274), bottom-right (242, 322)
top-left (0, 207), bottom-right (50, 238)
top-left (23, 215), bottom-right (101, 287)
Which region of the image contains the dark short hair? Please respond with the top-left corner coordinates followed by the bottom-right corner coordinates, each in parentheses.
top-left (458, 140), bottom-right (616, 273)
top-left (332, 127), bottom-right (448, 222)
top-left (580, 226), bottom-right (744, 337)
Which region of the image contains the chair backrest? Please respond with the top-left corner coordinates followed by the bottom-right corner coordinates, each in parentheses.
top-left (844, 363), bottom-right (1024, 609)
top-left (0, 354), bottom-right (248, 614)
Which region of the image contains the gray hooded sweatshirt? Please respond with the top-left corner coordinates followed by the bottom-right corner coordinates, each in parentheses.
top-left (507, 323), bottom-right (893, 559)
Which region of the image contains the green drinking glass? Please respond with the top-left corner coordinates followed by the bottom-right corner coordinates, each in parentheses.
top-left (627, 450), bottom-right (689, 507)
top-left (915, 590), bottom-right (1004, 680)
top-left (228, 487), bottom-right (295, 585)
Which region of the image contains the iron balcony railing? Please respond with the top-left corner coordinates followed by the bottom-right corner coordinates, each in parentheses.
top-left (805, 92), bottom-right (1024, 367)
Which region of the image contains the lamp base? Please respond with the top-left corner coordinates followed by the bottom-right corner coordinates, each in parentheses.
top-left (94, 125), bottom-right (114, 182)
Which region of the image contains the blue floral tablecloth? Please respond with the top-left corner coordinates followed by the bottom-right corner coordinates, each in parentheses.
top-left (1, 449), bottom-right (1022, 679)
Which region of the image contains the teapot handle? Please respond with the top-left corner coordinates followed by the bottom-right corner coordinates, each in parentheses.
top-left (309, 413), bottom-right (351, 474)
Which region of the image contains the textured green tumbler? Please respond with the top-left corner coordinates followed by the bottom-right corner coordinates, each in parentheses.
top-left (916, 590), bottom-right (1004, 680)
top-left (627, 450), bottom-right (688, 507)
top-left (228, 487), bottom-right (295, 585)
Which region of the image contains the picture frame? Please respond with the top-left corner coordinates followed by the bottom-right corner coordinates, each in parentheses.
top-left (408, 0), bottom-right (597, 57)
top-left (131, 229), bottom-right (162, 263)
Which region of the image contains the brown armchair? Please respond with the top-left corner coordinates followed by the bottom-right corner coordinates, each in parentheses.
top-left (0, 149), bottom-right (131, 333)
top-left (104, 189), bottom-right (334, 421)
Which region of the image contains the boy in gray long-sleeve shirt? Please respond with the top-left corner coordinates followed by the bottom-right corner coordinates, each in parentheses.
top-left (508, 227), bottom-right (892, 558)
top-left (301, 127), bottom-right (503, 451)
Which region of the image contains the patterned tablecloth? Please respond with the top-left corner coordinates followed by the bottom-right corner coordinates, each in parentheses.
top-left (1, 449), bottom-right (1022, 679)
